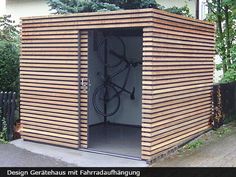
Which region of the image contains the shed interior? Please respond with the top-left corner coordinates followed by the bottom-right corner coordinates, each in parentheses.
top-left (87, 28), bottom-right (143, 157)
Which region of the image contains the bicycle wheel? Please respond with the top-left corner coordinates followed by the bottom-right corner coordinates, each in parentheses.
top-left (97, 36), bottom-right (126, 68)
top-left (92, 84), bottom-right (120, 117)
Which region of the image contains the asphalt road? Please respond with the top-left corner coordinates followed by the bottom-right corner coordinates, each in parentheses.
top-left (153, 122), bottom-right (236, 167)
top-left (0, 144), bottom-right (75, 167)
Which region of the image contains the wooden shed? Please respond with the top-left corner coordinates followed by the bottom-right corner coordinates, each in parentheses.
top-left (20, 8), bottom-right (215, 162)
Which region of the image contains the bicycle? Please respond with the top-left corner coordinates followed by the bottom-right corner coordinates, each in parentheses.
top-left (92, 35), bottom-right (142, 117)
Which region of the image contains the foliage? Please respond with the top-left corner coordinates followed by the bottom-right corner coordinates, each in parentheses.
top-left (0, 15), bottom-right (18, 42)
top-left (0, 15), bottom-right (19, 92)
top-left (47, 0), bottom-right (192, 17)
top-left (166, 5), bottom-right (193, 18)
top-left (47, 0), bottom-right (120, 13)
top-left (222, 45), bottom-right (236, 82)
top-left (0, 109), bottom-right (8, 143)
top-left (207, 0), bottom-right (236, 82)
top-left (214, 126), bottom-right (231, 137)
top-left (96, 0), bottom-right (162, 9)
top-left (184, 140), bottom-right (204, 150)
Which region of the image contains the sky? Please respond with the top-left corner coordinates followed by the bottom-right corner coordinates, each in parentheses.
top-left (0, 0), bottom-right (6, 16)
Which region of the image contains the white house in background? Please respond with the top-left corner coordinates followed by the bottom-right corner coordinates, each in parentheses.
top-left (5, 0), bottom-right (49, 23)
top-left (156, 0), bottom-right (198, 19)
top-left (3, 0), bottom-right (209, 24)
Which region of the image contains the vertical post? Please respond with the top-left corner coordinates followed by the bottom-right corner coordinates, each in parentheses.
top-left (2, 92), bottom-right (8, 140)
top-left (3, 92), bottom-right (8, 121)
top-left (0, 92), bottom-right (3, 132)
top-left (6, 92), bottom-right (12, 141)
top-left (77, 30), bottom-right (81, 148)
top-left (9, 92), bottom-right (16, 141)
top-left (196, 0), bottom-right (200, 19)
top-left (104, 38), bottom-right (108, 123)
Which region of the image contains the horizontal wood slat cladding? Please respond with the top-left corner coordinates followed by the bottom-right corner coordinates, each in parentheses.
top-left (20, 8), bottom-right (214, 162)
top-left (141, 10), bottom-right (214, 161)
top-left (20, 26), bottom-right (80, 147)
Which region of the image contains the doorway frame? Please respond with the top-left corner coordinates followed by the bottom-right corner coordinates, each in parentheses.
top-left (82, 28), bottom-right (144, 158)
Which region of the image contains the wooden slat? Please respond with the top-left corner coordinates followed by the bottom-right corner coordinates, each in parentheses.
top-left (143, 95), bottom-right (210, 109)
top-left (20, 55), bottom-right (78, 60)
top-left (22, 132), bottom-right (78, 145)
top-left (20, 102), bottom-right (78, 111)
top-left (21, 34), bottom-right (78, 39)
top-left (143, 52), bottom-right (214, 57)
top-left (143, 80), bottom-right (212, 90)
top-left (143, 87), bottom-right (211, 101)
top-left (22, 31), bottom-right (79, 35)
top-left (145, 29), bottom-right (214, 44)
top-left (20, 71), bottom-right (78, 77)
top-left (21, 94), bottom-right (78, 102)
top-left (20, 79), bottom-right (79, 86)
top-left (23, 124), bottom-right (79, 136)
top-left (153, 21), bottom-right (213, 37)
top-left (22, 11), bottom-right (153, 24)
top-left (22, 22), bottom-right (152, 32)
top-left (23, 128), bottom-right (78, 140)
top-left (143, 103), bottom-right (211, 119)
top-left (143, 76), bottom-right (212, 85)
top-left (143, 29), bottom-right (214, 41)
top-left (21, 116), bottom-right (78, 128)
top-left (147, 83), bottom-right (212, 94)
top-left (20, 60), bottom-right (79, 64)
top-left (20, 90), bottom-right (78, 98)
top-left (21, 43), bottom-right (79, 47)
top-left (20, 75), bottom-right (78, 81)
top-left (21, 48), bottom-right (78, 52)
top-left (22, 120), bottom-right (78, 132)
top-left (21, 109), bottom-right (78, 119)
top-left (21, 98), bottom-right (78, 107)
top-left (22, 136), bottom-right (78, 148)
top-left (21, 82), bottom-right (78, 89)
top-left (21, 105), bottom-right (79, 116)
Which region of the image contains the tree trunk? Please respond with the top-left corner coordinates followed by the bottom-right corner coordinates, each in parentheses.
top-left (216, 0), bottom-right (227, 73)
top-left (224, 5), bottom-right (232, 66)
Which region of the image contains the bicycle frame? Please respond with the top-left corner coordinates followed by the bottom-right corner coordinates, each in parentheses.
top-left (98, 48), bottom-right (141, 102)
top-left (93, 35), bottom-right (142, 117)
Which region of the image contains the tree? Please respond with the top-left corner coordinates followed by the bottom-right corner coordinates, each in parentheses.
top-left (207, 0), bottom-right (236, 82)
top-left (47, 0), bottom-right (192, 17)
top-left (0, 15), bottom-right (19, 92)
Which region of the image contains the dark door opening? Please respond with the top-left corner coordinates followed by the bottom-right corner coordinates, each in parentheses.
top-left (87, 28), bottom-right (143, 158)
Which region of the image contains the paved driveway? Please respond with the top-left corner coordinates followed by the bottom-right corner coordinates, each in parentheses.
top-left (153, 121), bottom-right (236, 167)
top-left (0, 144), bottom-right (74, 167)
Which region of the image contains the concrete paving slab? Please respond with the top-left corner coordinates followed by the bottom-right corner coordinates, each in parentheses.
top-left (0, 144), bottom-right (73, 167)
top-left (11, 139), bottom-right (148, 167)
